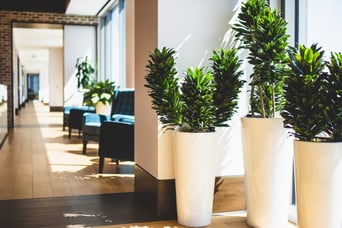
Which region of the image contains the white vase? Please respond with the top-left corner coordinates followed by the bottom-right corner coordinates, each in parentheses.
top-left (173, 131), bottom-right (218, 227)
top-left (294, 141), bottom-right (342, 228)
top-left (96, 102), bottom-right (111, 115)
top-left (241, 117), bottom-right (293, 228)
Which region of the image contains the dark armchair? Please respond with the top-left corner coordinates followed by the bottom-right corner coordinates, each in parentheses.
top-left (82, 89), bottom-right (134, 154)
top-left (63, 105), bottom-right (95, 131)
top-left (98, 115), bottom-right (134, 173)
top-left (66, 106), bottom-right (95, 138)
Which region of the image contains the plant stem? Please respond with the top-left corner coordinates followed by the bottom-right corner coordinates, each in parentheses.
top-left (258, 85), bottom-right (266, 118)
top-left (250, 85), bottom-right (255, 116)
top-left (272, 83), bottom-right (275, 117)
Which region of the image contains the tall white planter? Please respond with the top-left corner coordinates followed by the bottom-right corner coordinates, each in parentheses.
top-left (294, 141), bottom-right (342, 228)
top-left (241, 117), bottom-right (293, 228)
top-left (173, 131), bottom-right (218, 227)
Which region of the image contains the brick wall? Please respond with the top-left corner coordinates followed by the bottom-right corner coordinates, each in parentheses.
top-left (0, 10), bottom-right (99, 128)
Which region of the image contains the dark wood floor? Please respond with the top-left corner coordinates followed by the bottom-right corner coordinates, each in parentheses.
top-left (0, 192), bottom-right (174, 227)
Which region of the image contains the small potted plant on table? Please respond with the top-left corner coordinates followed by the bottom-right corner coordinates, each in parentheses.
top-left (83, 79), bottom-right (116, 115)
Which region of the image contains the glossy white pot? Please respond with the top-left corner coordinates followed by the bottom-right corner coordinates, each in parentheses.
top-left (294, 141), bottom-right (342, 228)
top-left (173, 131), bottom-right (218, 227)
top-left (96, 102), bottom-right (111, 115)
top-left (241, 117), bottom-right (293, 228)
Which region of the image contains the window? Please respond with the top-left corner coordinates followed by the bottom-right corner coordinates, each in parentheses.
top-left (98, 0), bottom-right (126, 87)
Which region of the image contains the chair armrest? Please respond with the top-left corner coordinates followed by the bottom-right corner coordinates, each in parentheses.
top-left (64, 105), bottom-right (95, 114)
top-left (83, 113), bottom-right (110, 124)
top-left (112, 114), bottom-right (135, 124)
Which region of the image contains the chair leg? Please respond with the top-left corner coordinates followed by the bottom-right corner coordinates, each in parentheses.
top-left (82, 140), bottom-right (87, 154)
top-left (99, 157), bottom-right (104, 173)
top-left (116, 159), bottom-right (119, 165)
top-left (68, 128), bottom-right (71, 138)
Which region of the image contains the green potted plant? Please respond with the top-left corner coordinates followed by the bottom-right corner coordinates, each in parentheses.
top-left (145, 47), bottom-right (244, 227)
top-left (75, 56), bottom-right (95, 90)
top-left (282, 44), bottom-right (342, 228)
top-left (83, 79), bottom-right (116, 115)
top-left (232, 0), bottom-right (293, 227)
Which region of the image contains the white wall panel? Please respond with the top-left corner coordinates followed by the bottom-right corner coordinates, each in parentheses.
top-left (63, 25), bottom-right (96, 106)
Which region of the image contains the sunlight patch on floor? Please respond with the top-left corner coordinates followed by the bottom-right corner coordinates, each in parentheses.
top-left (46, 149), bottom-right (96, 172)
top-left (40, 127), bottom-right (64, 138)
top-left (88, 173), bottom-right (135, 178)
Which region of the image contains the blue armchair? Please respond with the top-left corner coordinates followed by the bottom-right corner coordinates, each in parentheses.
top-left (82, 89), bottom-right (134, 154)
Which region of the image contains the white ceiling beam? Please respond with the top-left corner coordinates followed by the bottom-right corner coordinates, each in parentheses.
top-left (65, 0), bottom-right (110, 16)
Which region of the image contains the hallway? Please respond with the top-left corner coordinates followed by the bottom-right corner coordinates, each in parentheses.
top-left (0, 101), bottom-right (134, 200)
top-left (0, 101), bottom-right (297, 227)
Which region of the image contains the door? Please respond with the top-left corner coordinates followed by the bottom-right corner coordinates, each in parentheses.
top-left (27, 73), bottom-right (39, 100)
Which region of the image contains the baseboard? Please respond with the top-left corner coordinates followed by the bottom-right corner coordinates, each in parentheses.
top-left (50, 106), bottom-right (63, 112)
top-left (134, 164), bottom-right (176, 218)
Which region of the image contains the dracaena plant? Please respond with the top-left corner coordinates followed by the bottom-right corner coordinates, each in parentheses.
top-left (323, 52), bottom-right (342, 141)
top-left (233, 0), bottom-right (289, 118)
top-left (180, 67), bottom-right (216, 132)
top-left (145, 47), bottom-right (182, 129)
top-left (145, 47), bottom-right (245, 132)
top-left (211, 49), bottom-right (245, 126)
top-left (281, 44), bottom-right (329, 142)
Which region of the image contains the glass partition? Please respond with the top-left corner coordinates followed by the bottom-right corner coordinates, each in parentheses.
top-left (0, 84), bottom-right (8, 147)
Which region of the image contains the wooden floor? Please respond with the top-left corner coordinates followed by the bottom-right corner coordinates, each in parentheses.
top-left (0, 101), bottom-right (297, 227)
top-left (0, 101), bottom-right (134, 200)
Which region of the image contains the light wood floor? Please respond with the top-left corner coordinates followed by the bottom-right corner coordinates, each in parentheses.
top-left (98, 212), bottom-right (297, 228)
top-left (0, 101), bottom-right (134, 200)
top-left (0, 101), bottom-right (297, 227)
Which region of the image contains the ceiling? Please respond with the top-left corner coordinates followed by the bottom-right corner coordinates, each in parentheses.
top-left (0, 0), bottom-right (67, 14)
top-left (13, 27), bottom-right (64, 73)
top-left (0, 0), bottom-right (112, 16)
top-left (6, 0), bottom-right (113, 73)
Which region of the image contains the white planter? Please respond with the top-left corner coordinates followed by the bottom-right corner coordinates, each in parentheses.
top-left (294, 141), bottom-right (342, 228)
top-left (241, 117), bottom-right (293, 228)
top-left (173, 131), bottom-right (218, 227)
top-left (96, 102), bottom-right (111, 115)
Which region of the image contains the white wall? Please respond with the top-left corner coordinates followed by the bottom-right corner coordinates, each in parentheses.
top-left (160, 0), bottom-right (246, 178)
top-left (135, 0), bottom-right (247, 180)
top-left (39, 63), bottom-right (49, 103)
top-left (305, 0), bottom-right (342, 54)
top-left (159, 0), bottom-right (240, 72)
top-left (49, 48), bottom-right (64, 108)
top-left (12, 49), bottom-right (19, 112)
top-left (134, 0), bottom-right (159, 178)
top-left (269, 0), bottom-right (281, 11)
top-left (284, 0), bottom-right (296, 46)
top-left (63, 25), bottom-right (96, 106)
top-left (126, 0), bottom-right (135, 88)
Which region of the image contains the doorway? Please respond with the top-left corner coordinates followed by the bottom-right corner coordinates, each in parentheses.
top-left (27, 73), bottom-right (39, 101)
top-left (12, 22), bottom-right (64, 112)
